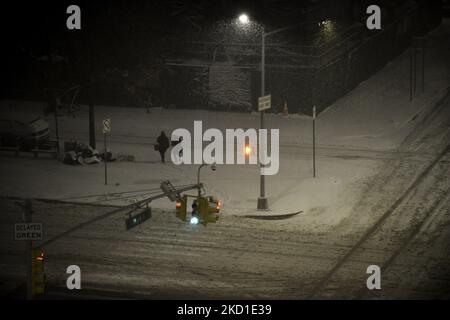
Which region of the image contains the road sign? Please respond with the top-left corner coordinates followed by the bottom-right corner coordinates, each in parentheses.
top-left (15, 223), bottom-right (42, 241)
top-left (102, 118), bottom-right (111, 134)
top-left (258, 95), bottom-right (271, 111)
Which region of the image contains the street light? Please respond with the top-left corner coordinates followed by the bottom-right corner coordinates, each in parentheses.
top-left (237, 14), bottom-right (317, 210)
top-left (237, 14), bottom-right (268, 209)
top-left (238, 14), bottom-right (249, 25)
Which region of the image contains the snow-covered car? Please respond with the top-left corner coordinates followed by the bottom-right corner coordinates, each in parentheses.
top-left (0, 118), bottom-right (50, 150)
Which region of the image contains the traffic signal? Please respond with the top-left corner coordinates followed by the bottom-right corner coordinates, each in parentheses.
top-left (198, 196), bottom-right (220, 226)
top-left (125, 207), bottom-right (152, 230)
top-left (175, 195), bottom-right (187, 222)
top-left (245, 144), bottom-right (251, 157)
top-left (31, 248), bottom-right (45, 295)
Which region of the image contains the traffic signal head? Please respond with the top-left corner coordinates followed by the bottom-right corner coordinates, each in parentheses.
top-left (31, 248), bottom-right (45, 295)
top-left (125, 207), bottom-right (152, 230)
top-left (245, 144), bottom-right (251, 157)
top-left (208, 197), bottom-right (220, 214)
top-left (190, 216), bottom-right (199, 225)
top-left (176, 195), bottom-right (187, 222)
top-left (197, 196), bottom-right (220, 226)
top-left (32, 248), bottom-right (44, 268)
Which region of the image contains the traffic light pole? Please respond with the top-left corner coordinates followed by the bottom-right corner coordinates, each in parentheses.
top-left (24, 199), bottom-right (32, 300)
top-left (197, 164), bottom-right (206, 197)
top-left (41, 182), bottom-right (204, 246)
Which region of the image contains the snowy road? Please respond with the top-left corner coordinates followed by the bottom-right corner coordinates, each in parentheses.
top-left (2, 100), bottom-right (450, 300)
top-left (1, 91), bottom-right (449, 299)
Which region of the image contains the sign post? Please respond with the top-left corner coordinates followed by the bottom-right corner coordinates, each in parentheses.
top-left (15, 202), bottom-right (45, 299)
top-left (312, 106), bottom-right (316, 178)
top-left (15, 200), bottom-right (40, 299)
top-left (102, 119), bottom-right (111, 185)
top-left (257, 94), bottom-right (271, 210)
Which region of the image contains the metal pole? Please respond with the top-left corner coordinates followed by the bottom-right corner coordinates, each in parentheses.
top-left (422, 47), bottom-right (425, 93)
top-left (257, 28), bottom-right (268, 210)
top-left (313, 106), bottom-right (316, 178)
top-left (24, 199), bottom-right (32, 300)
top-left (413, 47), bottom-right (417, 94)
top-left (89, 104), bottom-right (96, 149)
top-left (197, 164), bottom-right (205, 197)
top-left (54, 111), bottom-right (60, 156)
top-left (104, 133), bottom-right (107, 185)
top-left (410, 49), bottom-right (413, 102)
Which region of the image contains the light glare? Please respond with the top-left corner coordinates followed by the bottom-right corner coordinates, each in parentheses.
top-left (190, 216), bottom-right (199, 225)
top-left (239, 14), bottom-right (249, 25)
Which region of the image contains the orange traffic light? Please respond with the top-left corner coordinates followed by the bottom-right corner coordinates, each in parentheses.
top-left (31, 248), bottom-right (45, 295)
top-left (245, 145), bottom-right (251, 156)
top-left (36, 252), bottom-right (44, 261)
top-left (175, 195), bottom-right (187, 221)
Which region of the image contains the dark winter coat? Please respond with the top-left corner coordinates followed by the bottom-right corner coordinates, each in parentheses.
top-left (156, 132), bottom-right (170, 152)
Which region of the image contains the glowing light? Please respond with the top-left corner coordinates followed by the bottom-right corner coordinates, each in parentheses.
top-left (245, 145), bottom-right (251, 156)
top-left (238, 14), bottom-right (249, 25)
top-left (190, 216), bottom-right (199, 225)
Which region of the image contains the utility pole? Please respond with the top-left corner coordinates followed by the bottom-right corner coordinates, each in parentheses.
top-left (102, 119), bottom-right (111, 185)
top-left (410, 36), bottom-right (427, 101)
top-left (89, 103), bottom-right (96, 149)
top-left (54, 111), bottom-right (60, 156)
top-left (24, 199), bottom-right (32, 300)
top-left (88, 78), bottom-right (96, 149)
top-left (410, 48), bottom-right (414, 102)
top-left (104, 132), bottom-right (108, 185)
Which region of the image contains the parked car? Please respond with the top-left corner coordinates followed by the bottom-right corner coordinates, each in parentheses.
top-left (0, 118), bottom-right (50, 150)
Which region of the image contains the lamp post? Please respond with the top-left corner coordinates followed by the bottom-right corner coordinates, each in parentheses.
top-left (258, 26), bottom-right (268, 210)
top-left (238, 14), bottom-right (268, 210)
top-left (238, 14), bottom-right (315, 210)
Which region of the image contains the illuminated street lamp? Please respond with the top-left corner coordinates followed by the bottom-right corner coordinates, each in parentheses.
top-left (238, 14), bottom-right (249, 25)
top-left (237, 13), bottom-right (268, 210)
top-left (237, 14), bottom-right (318, 210)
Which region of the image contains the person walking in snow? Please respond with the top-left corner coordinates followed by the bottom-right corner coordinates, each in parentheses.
top-left (156, 131), bottom-right (170, 163)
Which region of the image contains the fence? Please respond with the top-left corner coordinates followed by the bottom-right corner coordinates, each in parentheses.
top-left (163, 3), bottom-right (428, 114)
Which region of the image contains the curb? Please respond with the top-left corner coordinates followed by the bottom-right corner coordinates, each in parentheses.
top-left (237, 210), bottom-right (303, 220)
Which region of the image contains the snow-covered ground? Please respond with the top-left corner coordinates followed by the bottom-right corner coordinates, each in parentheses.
top-left (1, 20), bottom-right (449, 233)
